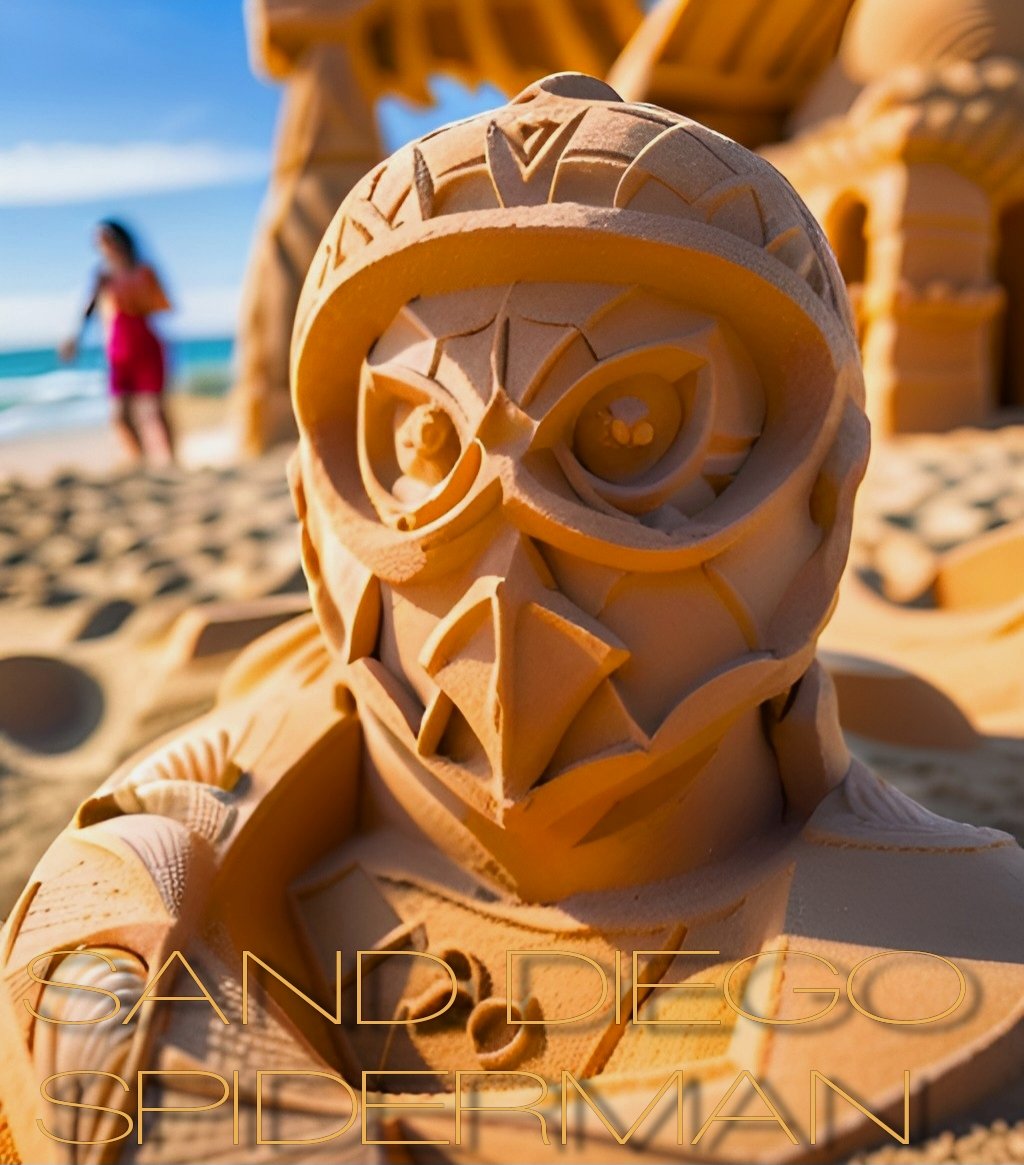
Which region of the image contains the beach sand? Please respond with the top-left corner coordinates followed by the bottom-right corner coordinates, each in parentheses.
top-left (0, 399), bottom-right (306, 911)
top-left (0, 415), bottom-right (1022, 1162)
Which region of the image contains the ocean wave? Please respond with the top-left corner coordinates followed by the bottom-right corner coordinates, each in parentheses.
top-left (0, 366), bottom-right (106, 409)
top-left (0, 392), bottom-right (110, 440)
top-left (0, 338), bottom-right (234, 441)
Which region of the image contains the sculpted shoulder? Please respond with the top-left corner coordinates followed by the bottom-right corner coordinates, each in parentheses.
top-left (739, 764), bottom-right (1024, 1146)
top-left (790, 762), bottom-right (1024, 965)
top-left (0, 613), bottom-right (356, 975)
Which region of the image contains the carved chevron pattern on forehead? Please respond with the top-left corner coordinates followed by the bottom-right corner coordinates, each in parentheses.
top-left (485, 110), bottom-right (589, 206)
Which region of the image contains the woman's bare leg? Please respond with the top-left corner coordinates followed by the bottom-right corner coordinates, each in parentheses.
top-left (134, 394), bottom-right (175, 467)
top-left (112, 396), bottom-right (143, 464)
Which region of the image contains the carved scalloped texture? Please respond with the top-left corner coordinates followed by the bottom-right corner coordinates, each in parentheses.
top-left (119, 779), bottom-right (238, 843)
top-left (114, 816), bottom-right (195, 916)
top-left (125, 726), bottom-right (236, 790)
top-left (30, 949), bottom-right (147, 1149)
top-left (811, 764), bottom-right (1013, 850)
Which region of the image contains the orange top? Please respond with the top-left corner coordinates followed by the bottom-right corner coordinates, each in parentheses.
top-left (98, 264), bottom-right (171, 323)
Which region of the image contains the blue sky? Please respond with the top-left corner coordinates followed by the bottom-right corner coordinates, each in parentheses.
top-left (0, 0), bottom-right (505, 350)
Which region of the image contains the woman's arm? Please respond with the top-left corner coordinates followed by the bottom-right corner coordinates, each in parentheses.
top-left (58, 274), bottom-right (103, 362)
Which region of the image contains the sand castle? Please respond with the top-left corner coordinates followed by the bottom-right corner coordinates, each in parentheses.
top-left (764, 0), bottom-right (1024, 434)
top-left (2, 77), bottom-right (1023, 1163)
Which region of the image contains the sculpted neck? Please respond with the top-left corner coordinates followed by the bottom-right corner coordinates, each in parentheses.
top-left (356, 703), bottom-right (795, 903)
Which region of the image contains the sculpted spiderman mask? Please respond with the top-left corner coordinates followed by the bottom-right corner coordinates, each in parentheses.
top-left (288, 73), bottom-right (867, 897)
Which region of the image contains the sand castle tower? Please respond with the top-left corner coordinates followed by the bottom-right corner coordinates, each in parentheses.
top-left (762, 0), bottom-right (1024, 433)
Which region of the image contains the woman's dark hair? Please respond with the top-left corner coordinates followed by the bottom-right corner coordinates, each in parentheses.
top-left (97, 219), bottom-right (138, 264)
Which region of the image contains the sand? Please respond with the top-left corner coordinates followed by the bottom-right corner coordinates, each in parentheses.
top-left (0, 402), bottom-right (306, 911)
top-left (0, 415), bottom-right (1022, 1163)
top-left (852, 425), bottom-right (1024, 608)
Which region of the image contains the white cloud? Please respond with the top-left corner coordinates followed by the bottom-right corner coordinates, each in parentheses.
top-left (0, 291), bottom-right (81, 349)
top-left (170, 284), bottom-right (243, 339)
top-left (0, 284), bottom-right (242, 349)
top-left (0, 141), bottom-right (268, 206)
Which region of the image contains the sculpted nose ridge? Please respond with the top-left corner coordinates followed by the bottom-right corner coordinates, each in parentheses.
top-left (415, 531), bottom-right (629, 803)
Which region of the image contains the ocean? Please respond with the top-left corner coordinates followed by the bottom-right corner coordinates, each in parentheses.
top-left (0, 336), bottom-right (235, 441)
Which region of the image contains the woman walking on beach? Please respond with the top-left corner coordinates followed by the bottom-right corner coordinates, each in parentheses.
top-left (60, 220), bottom-right (175, 466)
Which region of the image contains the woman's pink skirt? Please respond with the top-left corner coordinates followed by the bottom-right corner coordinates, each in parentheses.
top-left (108, 313), bottom-right (165, 395)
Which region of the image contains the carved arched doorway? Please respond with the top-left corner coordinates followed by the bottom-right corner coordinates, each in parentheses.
top-left (997, 201), bottom-right (1024, 409)
top-left (827, 194), bottom-right (869, 341)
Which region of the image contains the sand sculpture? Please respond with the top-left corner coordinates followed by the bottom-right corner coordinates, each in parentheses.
top-left (235, 0), bottom-right (645, 452)
top-left (3, 77), bottom-right (1024, 1164)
